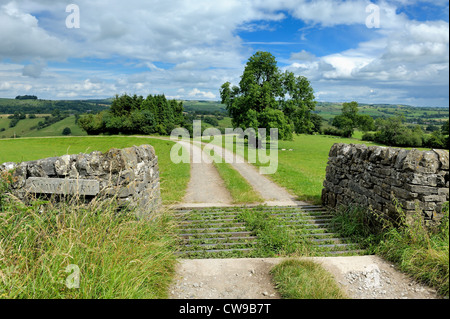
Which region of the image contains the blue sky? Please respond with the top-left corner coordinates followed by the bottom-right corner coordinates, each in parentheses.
top-left (0, 0), bottom-right (448, 107)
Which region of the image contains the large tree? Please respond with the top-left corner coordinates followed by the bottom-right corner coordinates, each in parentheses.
top-left (220, 51), bottom-right (316, 143)
top-left (332, 101), bottom-right (375, 137)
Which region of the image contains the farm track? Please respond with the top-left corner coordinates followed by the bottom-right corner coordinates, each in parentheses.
top-left (174, 204), bottom-right (365, 258)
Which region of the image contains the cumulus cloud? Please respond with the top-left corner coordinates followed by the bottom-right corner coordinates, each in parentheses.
top-left (188, 88), bottom-right (216, 99)
top-left (282, 6), bottom-right (449, 106)
top-left (0, 2), bottom-right (69, 60)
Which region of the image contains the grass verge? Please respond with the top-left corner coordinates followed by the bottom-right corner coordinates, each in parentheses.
top-left (270, 259), bottom-right (348, 299)
top-left (0, 174), bottom-right (178, 299)
top-left (213, 161), bottom-right (264, 204)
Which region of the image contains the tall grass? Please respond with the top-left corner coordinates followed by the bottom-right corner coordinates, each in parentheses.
top-left (376, 203), bottom-right (449, 297)
top-left (329, 202), bottom-right (449, 297)
top-left (0, 175), bottom-right (178, 299)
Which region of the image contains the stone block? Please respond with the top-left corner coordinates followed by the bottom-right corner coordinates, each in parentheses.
top-left (433, 149), bottom-right (449, 170)
top-left (404, 183), bottom-right (438, 195)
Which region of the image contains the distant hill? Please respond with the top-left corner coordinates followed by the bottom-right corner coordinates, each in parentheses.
top-left (180, 100), bottom-right (449, 125)
top-left (0, 98), bottom-right (112, 114)
top-left (0, 114), bottom-right (87, 139)
top-left (180, 100), bottom-right (227, 114)
top-left (314, 102), bottom-right (449, 125)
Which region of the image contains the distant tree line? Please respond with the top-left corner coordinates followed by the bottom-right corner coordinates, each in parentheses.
top-left (78, 94), bottom-right (184, 135)
top-left (363, 117), bottom-right (449, 149)
top-left (323, 101), bottom-right (449, 149)
top-left (15, 95), bottom-right (37, 100)
top-left (0, 99), bottom-right (110, 115)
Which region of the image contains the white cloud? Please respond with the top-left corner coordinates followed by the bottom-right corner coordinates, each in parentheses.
top-left (188, 88), bottom-right (216, 100)
top-left (0, 2), bottom-right (70, 60)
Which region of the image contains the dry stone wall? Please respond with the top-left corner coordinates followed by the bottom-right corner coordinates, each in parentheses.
top-left (1, 144), bottom-right (161, 218)
top-left (322, 143), bottom-right (449, 223)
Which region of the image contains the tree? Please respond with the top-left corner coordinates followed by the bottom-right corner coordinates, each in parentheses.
top-left (220, 51), bottom-right (316, 144)
top-left (442, 119), bottom-right (449, 136)
top-left (332, 101), bottom-right (375, 137)
top-left (358, 114), bottom-right (375, 132)
top-left (442, 120), bottom-right (450, 149)
top-left (309, 113), bottom-right (323, 133)
top-left (373, 115), bottom-right (424, 147)
top-left (78, 93), bottom-right (184, 136)
top-left (62, 127), bottom-right (72, 135)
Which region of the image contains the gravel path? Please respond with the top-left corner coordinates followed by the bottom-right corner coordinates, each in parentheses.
top-left (177, 141), bottom-right (233, 206)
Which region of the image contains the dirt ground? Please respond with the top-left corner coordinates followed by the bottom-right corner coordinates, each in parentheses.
top-left (168, 256), bottom-right (442, 299)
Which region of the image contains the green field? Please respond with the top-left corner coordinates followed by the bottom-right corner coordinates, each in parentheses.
top-left (0, 115), bottom-right (87, 139)
top-left (0, 136), bottom-right (190, 205)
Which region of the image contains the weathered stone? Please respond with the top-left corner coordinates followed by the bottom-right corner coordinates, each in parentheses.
top-left (403, 184), bottom-right (438, 195)
top-left (402, 149), bottom-right (422, 172)
top-left (438, 187), bottom-right (449, 197)
top-left (322, 143), bottom-right (449, 225)
top-left (55, 155), bottom-right (72, 176)
top-left (433, 149), bottom-right (449, 170)
top-left (391, 186), bottom-right (418, 200)
top-left (37, 158), bottom-right (58, 176)
top-left (422, 195), bottom-right (447, 202)
top-left (25, 177), bottom-right (99, 196)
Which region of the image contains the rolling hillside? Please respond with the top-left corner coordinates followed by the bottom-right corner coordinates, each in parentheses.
top-left (0, 115), bottom-right (87, 139)
top-left (0, 97), bottom-right (448, 139)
